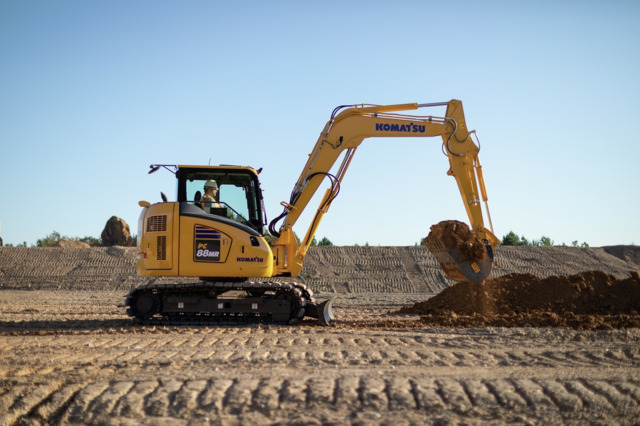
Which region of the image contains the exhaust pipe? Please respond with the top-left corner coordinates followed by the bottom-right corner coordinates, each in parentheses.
top-left (305, 298), bottom-right (335, 325)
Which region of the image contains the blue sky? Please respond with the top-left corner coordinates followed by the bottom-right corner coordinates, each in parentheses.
top-left (1, 0), bottom-right (639, 247)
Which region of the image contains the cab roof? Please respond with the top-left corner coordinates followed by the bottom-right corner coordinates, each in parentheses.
top-left (177, 164), bottom-right (260, 175)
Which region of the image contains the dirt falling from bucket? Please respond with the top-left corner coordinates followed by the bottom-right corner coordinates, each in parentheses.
top-left (423, 220), bottom-right (486, 262)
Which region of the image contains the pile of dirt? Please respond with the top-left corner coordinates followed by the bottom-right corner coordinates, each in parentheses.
top-left (55, 238), bottom-right (90, 248)
top-left (398, 271), bottom-right (640, 329)
top-left (423, 220), bottom-right (486, 261)
top-left (604, 245), bottom-right (640, 265)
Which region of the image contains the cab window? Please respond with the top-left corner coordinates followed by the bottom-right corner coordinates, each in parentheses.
top-left (177, 168), bottom-right (264, 233)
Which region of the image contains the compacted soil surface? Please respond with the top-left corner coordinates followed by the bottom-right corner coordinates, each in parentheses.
top-left (1, 245), bottom-right (639, 425)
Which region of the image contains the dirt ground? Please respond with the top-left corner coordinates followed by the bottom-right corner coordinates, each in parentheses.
top-left (1, 245), bottom-right (640, 425)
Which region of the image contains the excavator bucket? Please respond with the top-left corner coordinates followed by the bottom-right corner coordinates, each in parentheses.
top-left (305, 297), bottom-right (335, 325)
top-left (423, 220), bottom-right (495, 283)
top-left (425, 239), bottom-right (494, 282)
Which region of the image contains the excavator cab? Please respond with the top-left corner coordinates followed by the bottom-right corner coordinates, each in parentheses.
top-left (177, 166), bottom-right (267, 233)
top-left (136, 165), bottom-right (275, 280)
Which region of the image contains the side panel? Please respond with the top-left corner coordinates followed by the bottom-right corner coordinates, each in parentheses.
top-left (178, 214), bottom-right (274, 278)
top-left (137, 202), bottom-right (178, 275)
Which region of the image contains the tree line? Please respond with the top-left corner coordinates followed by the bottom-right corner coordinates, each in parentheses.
top-left (501, 231), bottom-right (589, 247)
top-left (3, 231), bottom-right (332, 248)
top-left (2, 230), bottom-right (588, 248)
top-left (4, 231), bottom-right (105, 247)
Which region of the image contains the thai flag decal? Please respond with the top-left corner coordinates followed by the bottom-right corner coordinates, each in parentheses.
top-left (195, 225), bottom-right (221, 240)
top-left (194, 225), bottom-right (221, 262)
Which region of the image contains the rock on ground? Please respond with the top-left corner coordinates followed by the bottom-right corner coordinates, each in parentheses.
top-left (101, 216), bottom-right (134, 247)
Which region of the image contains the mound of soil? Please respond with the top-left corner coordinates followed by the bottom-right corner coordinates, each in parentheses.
top-left (398, 271), bottom-right (640, 329)
top-left (423, 220), bottom-right (486, 262)
top-left (604, 245), bottom-right (640, 265)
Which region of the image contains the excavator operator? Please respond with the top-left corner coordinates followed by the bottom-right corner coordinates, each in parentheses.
top-left (201, 179), bottom-right (221, 213)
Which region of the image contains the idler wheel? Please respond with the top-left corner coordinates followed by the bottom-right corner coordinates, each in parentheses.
top-left (131, 292), bottom-right (160, 319)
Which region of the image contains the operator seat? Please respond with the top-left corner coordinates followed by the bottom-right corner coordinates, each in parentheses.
top-left (194, 191), bottom-right (202, 209)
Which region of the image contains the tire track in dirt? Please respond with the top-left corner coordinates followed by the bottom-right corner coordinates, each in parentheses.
top-left (3, 329), bottom-right (639, 424)
top-left (5, 376), bottom-right (639, 424)
top-left (2, 335), bottom-right (640, 424)
top-left (2, 337), bottom-right (639, 381)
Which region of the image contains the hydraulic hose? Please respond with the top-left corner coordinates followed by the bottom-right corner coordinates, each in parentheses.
top-left (268, 172), bottom-right (340, 240)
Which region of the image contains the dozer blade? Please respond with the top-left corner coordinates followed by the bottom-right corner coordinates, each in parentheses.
top-left (305, 297), bottom-right (335, 326)
top-left (425, 240), bottom-right (494, 282)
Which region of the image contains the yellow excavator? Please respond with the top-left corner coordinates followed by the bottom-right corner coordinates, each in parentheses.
top-left (126, 100), bottom-right (500, 325)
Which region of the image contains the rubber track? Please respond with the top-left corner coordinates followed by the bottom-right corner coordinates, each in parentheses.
top-left (125, 281), bottom-right (315, 326)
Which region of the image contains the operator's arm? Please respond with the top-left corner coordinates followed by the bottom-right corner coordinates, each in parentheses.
top-left (201, 194), bottom-right (213, 213)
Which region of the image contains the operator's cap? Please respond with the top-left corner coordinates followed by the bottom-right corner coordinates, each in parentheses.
top-left (204, 179), bottom-right (218, 189)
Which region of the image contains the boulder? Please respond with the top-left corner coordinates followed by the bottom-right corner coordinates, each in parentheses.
top-left (55, 238), bottom-right (90, 248)
top-left (101, 216), bottom-right (135, 247)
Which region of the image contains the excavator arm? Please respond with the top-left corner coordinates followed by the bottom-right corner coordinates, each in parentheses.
top-left (269, 100), bottom-right (500, 281)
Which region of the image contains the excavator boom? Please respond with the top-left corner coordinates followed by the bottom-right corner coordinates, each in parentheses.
top-left (269, 100), bottom-right (499, 281)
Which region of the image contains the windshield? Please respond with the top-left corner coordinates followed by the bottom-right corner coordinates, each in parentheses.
top-left (177, 167), bottom-right (265, 232)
